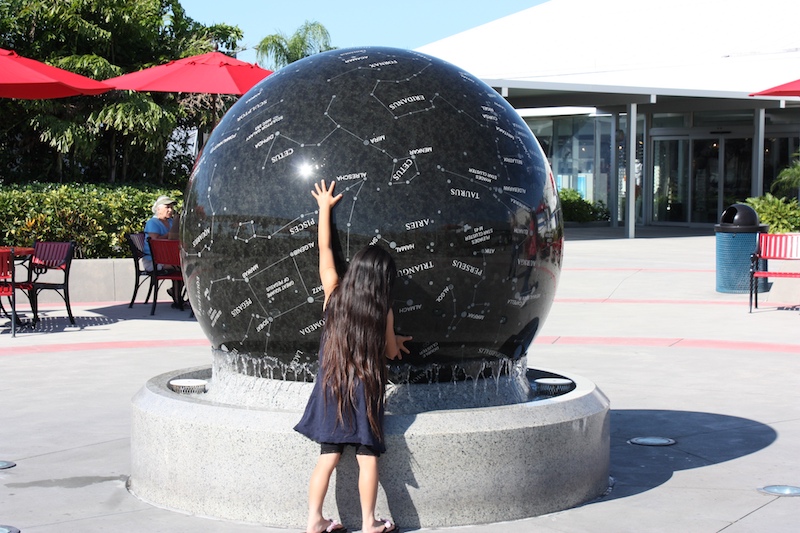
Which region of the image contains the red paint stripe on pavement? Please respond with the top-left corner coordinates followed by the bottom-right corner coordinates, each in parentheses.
top-left (2, 338), bottom-right (209, 356)
top-left (564, 267), bottom-right (715, 273)
top-left (535, 335), bottom-right (679, 346)
top-left (533, 335), bottom-right (800, 354)
top-left (554, 298), bottom-right (744, 306)
top-left (554, 298), bottom-right (800, 308)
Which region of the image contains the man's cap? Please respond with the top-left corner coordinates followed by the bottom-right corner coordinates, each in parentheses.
top-left (152, 195), bottom-right (177, 213)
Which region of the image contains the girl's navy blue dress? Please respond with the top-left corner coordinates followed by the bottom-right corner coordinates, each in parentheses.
top-left (294, 332), bottom-right (386, 453)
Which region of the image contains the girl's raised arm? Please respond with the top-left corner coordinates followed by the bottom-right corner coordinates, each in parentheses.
top-left (311, 179), bottom-right (342, 309)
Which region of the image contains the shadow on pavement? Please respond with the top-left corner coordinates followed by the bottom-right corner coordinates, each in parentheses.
top-left (85, 302), bottom-right (195, 322)
top-left (600, 409), bottom-right (777, 501)
top-left (1, 314), bottom-right (121, 334)
top-left (1, 302), bottom-right (195, 335)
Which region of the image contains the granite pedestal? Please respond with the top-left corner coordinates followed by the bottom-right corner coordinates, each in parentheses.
top-left (129, 363), bottom-right (609, 528)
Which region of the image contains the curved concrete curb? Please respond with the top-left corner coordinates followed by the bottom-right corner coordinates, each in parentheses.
top-left (130, 366), bottom-right (609, 528)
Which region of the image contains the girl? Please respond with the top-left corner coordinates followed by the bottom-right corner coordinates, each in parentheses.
top-left (295, 180), bottom-right (410, 533)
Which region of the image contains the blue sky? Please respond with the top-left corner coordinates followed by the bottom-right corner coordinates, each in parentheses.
top-left (181, 0), bottom-right (546, 65)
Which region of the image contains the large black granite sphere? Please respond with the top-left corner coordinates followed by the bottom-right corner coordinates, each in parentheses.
top-left (181, 47), bottom-right (563, 383)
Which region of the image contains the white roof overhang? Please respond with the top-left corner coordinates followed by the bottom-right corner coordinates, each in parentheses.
top-left (486, 79), bottom-right (793, 114)
top-left (417, 0), bottom-right (800, 115)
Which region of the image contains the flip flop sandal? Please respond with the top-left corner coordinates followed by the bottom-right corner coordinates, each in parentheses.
top-left (324, 518), bottom-right (347, 532)
top-left (378, 518), bottom-right (398, 532)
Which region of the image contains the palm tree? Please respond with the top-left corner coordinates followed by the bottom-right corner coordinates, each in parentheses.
top-left (771, 150), bottom-right (800, 199)
top-left (255, 21), bottom-right (335, 70)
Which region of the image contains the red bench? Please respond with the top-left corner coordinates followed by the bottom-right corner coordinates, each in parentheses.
top-left (750, 232), bottom-right (800, 312)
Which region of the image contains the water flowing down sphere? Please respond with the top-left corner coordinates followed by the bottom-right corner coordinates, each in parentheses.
top-left (181, 47), bottom-right (563, 383)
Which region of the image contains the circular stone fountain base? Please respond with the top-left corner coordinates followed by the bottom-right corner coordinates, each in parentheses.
top-left (129, 366), bottom-right (609, 529)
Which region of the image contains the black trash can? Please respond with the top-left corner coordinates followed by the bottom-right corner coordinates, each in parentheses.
top-left (715, 204), bottom-right (768, 293)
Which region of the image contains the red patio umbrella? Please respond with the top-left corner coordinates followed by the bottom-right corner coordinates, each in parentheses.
top-left (0, 47), bottom-right (111, 99)
top-left (103, 51), bottom-right (272, 95)
top-left (751, 78), bottom-right (800, 97)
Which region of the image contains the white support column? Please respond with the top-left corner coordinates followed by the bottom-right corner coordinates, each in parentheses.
top-left (626, 103), bottom-right (637, 238)
top-left (753, 108), bottom-right (765, 197)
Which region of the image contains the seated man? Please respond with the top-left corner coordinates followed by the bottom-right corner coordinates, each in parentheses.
top-left (143, 195), bottom-right (184, 308)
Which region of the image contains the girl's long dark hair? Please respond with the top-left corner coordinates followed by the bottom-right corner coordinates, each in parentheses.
top-left (322, 245), bottom-right (396, 442)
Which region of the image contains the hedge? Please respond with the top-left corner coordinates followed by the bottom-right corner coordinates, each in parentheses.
top-left (558, 188), bottom-right (610, 223)
top-left (0, 183), bottom-right (183, 258)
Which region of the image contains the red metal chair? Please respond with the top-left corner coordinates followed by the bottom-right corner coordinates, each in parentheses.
top-left (18, 241), bottom-right (76, 326)
top-left (0, 249), bottom-right (19, 336)
top-left (125, 232), bottom-right (155, 308)
top-left (147, 237), bottom-right (184, 315)
top-left (750, 232), bottom-right (800, 312)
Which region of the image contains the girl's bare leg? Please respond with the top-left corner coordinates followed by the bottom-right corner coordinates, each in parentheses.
top-left (306, 452), bottom-right (342, 533)
top-left (356, 454), bottom-right (394, 533)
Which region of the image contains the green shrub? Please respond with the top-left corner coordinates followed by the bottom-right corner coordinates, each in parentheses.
top-left (0, 183), bottom-right (183, 258)
top-left (592, 199), bottom-right (611, 221)
top-left (558, 188), bottom-right (610, 223)
top-left (770, 150), bottom-right (800, 198)
top-left (745, 193), bottom-right (800, 233)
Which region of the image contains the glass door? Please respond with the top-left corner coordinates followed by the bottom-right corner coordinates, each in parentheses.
top-left (652, 139), bottom-right (689, 222)
top-left (691, 137), bottom-right (753, 223)
top-left (691, 139), bottom-right (720, 223)
top-left (651, 135), bottom-right (754, 224)
top-left (723, 138), bottom-right (753, 207)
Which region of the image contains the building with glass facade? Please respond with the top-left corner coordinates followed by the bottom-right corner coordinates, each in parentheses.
top-left (419, 0), bottom-right (800, 235)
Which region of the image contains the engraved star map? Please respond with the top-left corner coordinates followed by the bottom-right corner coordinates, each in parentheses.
top-left (181, 47), bottom-right (563, 383)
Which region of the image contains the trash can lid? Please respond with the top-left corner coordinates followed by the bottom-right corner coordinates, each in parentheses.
top-left (719, 203), bottom-right (759, 226)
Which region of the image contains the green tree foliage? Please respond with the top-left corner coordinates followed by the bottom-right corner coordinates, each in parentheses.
top-left (0, 0), bottom-right (243, 186)
top-left (770, 150), bottom-right (800, 199)
top-left (255, 20), bottom-right (335, 70)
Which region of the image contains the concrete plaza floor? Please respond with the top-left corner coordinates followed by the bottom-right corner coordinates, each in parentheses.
top-left (2, 226), bottom-right (800, 532)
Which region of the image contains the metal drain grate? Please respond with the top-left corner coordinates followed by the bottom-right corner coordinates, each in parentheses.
top-left (534, 377), bottom-right (573, 395)
top-left (168, 379), bottom-right (208, 394)
top-left (758, 485), bottom-right (800, 497)
top-left (628, 436), bottom-right (676, 446)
